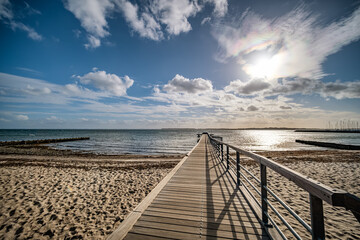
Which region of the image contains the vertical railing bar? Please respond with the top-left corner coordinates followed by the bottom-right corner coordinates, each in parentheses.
top-left (221, 143), bottom-right (224, 161)
top-left (236, 151), bottom-right (240, 186)
top-left (310, 194), bottom-right (325, 240)
top-left (261, 164), bottom-right (269, 226)
top-left (226, 145), bottom-right (229, 171)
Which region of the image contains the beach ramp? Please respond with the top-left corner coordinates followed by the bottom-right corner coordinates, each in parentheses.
top-left (108, 134), bottom-right (269, 239)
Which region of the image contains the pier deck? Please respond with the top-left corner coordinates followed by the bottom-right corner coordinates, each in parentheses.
top-left (113, 134), bottom-right (269, 239)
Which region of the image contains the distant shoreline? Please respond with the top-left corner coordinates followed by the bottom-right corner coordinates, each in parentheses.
top-left (295, 129), bottom-right (360, 133)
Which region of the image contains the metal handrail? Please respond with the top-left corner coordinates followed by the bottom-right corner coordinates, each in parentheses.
top-left (207, 133), bottom-right (360, 240)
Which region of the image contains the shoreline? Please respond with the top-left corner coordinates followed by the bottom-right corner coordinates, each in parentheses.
top-left (1, 145), bottom-right (359, 239)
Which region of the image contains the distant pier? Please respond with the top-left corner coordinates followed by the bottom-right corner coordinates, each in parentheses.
top-left (0, 137), bottom-right (90, 146)
top-left (296, 139), bottom-right (360, 150)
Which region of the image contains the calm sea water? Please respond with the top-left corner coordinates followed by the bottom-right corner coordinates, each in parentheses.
top-left (0, 129), bottom-right (360, 155)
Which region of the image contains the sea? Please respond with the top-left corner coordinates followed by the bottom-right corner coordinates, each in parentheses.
top-left (1, 129), bottom-right (360, 155)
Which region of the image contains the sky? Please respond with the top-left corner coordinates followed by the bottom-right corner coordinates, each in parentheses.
top-left (0, 0), bottom-right (360, 129)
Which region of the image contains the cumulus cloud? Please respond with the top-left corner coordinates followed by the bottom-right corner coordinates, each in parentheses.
top-left (64, 0), bottom-right (114, 48)
top-left (212, 6), bottom-right (360, 80)
top-left (149, 0), bottom-right (201, 35)
top-left (225, 79), bottom-right (270, 95)
top-left (115, 0), bottom-right (163, 40)
top-left (163, 74), bottom-right (213, 94)
top-left (0, 0), bottom-right (42, 41)
top-left (65, 0), bottom-right (229, 47)
top-left (280, 106), bottom-right (292, 110)
top-left (76, 69), bottom-right (134, 96)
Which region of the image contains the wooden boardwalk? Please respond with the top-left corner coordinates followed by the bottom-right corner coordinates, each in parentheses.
top-left (116, 134), bottom-right (269, 239)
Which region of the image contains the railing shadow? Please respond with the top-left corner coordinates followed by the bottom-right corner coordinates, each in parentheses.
top-left (205, 137), bottom-right (267, 239)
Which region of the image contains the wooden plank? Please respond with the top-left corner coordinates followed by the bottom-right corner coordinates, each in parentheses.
top-left (150, 201), bottom-right (253, 212)
top-left (145, 206), bottom-right (259, 220)
top-left (129, 225), bottom-right (267, 240)
top-left (124, 232), bottom-right (172, 240)
top-left (138, 215), bottom-right (265, 231)
top-left (133, 220), bottom-right (269, 239)
top-left (142, 209), bottom-right (261, 225)
top-left (107, 136), bottom-right (204, 240)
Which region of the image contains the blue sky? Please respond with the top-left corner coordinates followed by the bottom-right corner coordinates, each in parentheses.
top-left (0, 0), bottom-right (359, 129)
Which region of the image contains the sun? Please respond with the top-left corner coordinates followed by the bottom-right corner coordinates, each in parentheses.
top-left (244, 54), bottom-right (282, 79)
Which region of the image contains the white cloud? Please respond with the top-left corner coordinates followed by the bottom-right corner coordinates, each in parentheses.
top-left (0, 0), bottom-right (12, 19)
top-left (201, 17), bottom-right (211, 25)
top-left (204, 0), bottom-right (228, 17)
top-left (85, 35), bottom-right (101, 49)
top-left (150, 0), bottom-right (201, 36)
top-left (212, 6), bottom-right (360, 80)
top-left (0, 72), bottom-right (111, 105)
top-left (16, 114), bottom-right (29, 121)
top-left (115, 0), bottom-right (163, 41)
top-left (64, 0), bottom-right (114, 48)
top-left (163, 74), bottom-right (213, 94)
top-left (0, 0), bottom-right (42, 41)
top-left (76, 69), bottom-right (134, 96)
top-left (16, 67), bottom-right (42, 75)
top-left (10, 21), bottom-right (42, 40)
top-left (64, 0), bottom-right (230, 46)
top-left (46, 116), bottom-right (63, 123)
top-left (23, 85), bottom-right (51, 95)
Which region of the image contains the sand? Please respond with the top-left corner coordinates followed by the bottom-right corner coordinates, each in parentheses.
top-left (0, 145), bottom-right (181, 239)
top-left (0, 145), bottom-right (359, 239)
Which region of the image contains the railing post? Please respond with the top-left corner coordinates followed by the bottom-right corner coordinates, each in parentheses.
top-left (260, 164), bottom-right (269, 226)
top-left (226, 146), bottom-right (229, 171)
top-left (310, 194), bottom-right (325, 240)
top-left (221, 144), bottom-right (224, 161)
top-left (236, 152), bottom-right (240, 186)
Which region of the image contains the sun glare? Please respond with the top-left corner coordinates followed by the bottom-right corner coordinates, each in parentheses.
top-left (245, 54), bottom-right (282, 79)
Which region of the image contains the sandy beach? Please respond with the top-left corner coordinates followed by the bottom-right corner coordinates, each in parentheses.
top-left (0, 144), bottom-right (360, 239)
top-left (0, 145), bottom-right (181, 239)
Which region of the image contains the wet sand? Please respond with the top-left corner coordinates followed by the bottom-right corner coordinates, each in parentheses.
top-left (0, 145), bottom-right (359, 239)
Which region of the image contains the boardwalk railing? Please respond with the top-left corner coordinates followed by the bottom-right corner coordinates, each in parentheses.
top-left (208, 133), bottom-right (360, 240)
